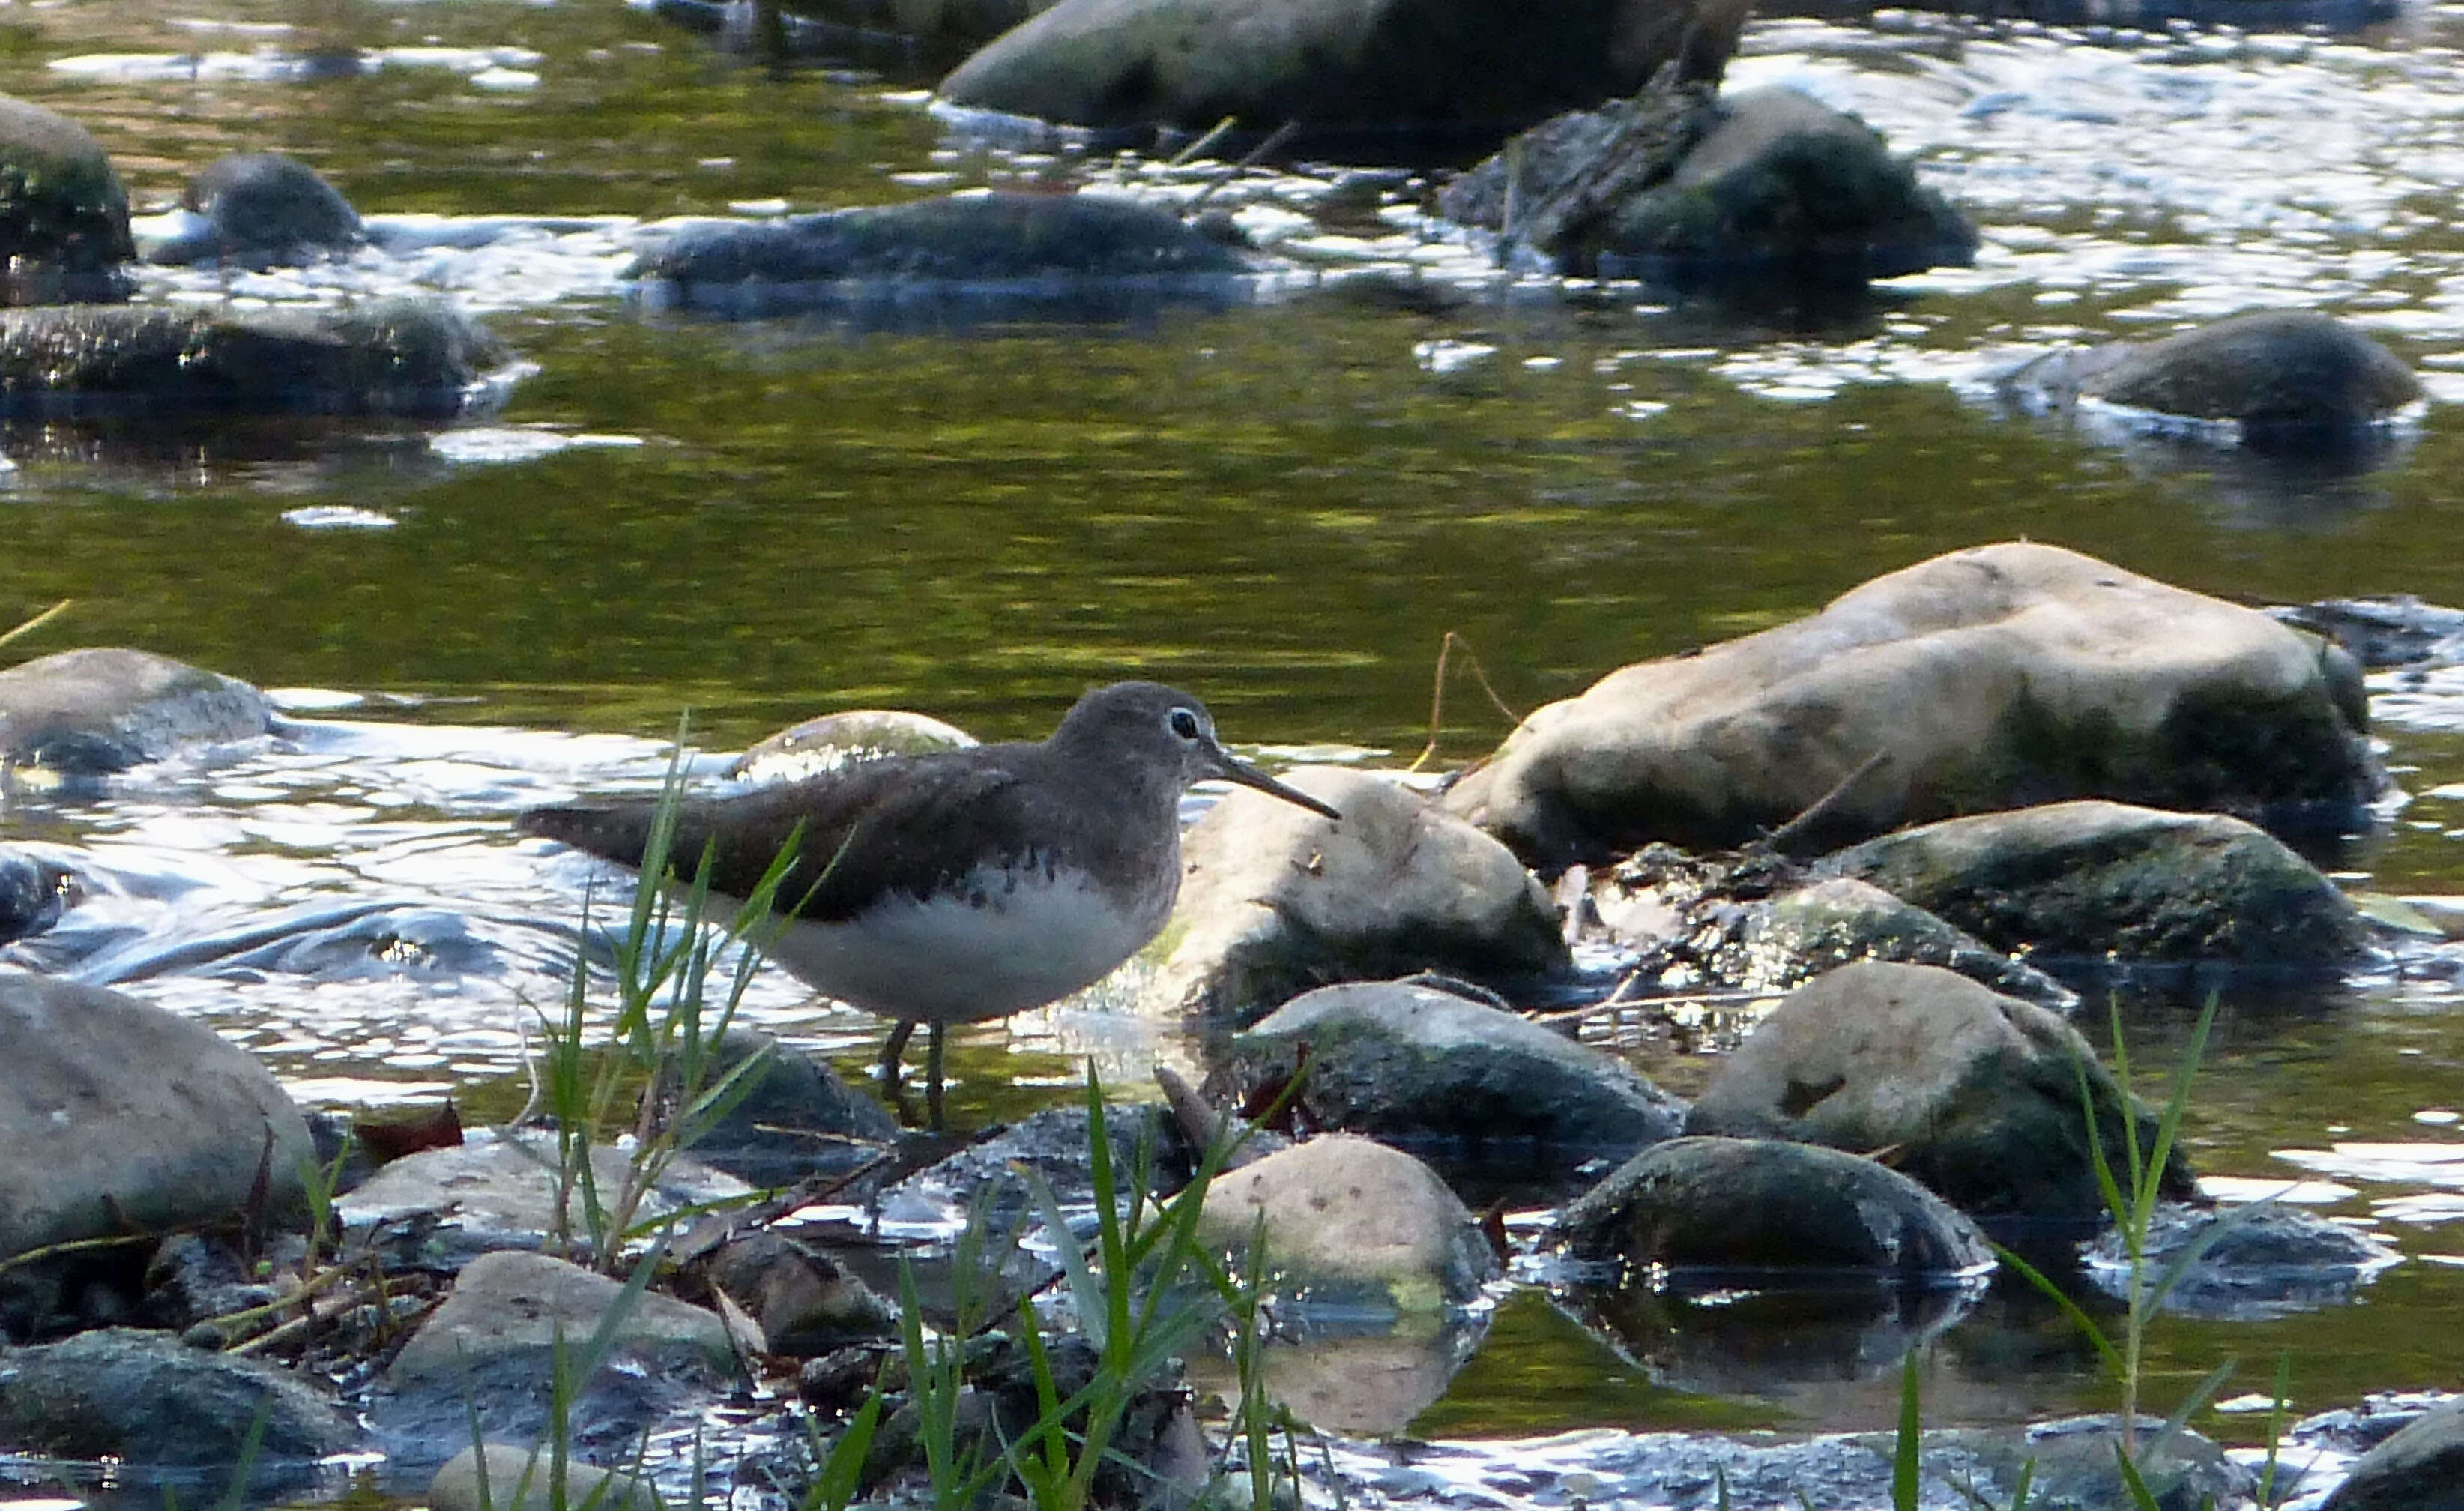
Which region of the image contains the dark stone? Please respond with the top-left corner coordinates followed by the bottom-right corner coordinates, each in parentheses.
top-left (1820, 800), bottom-right (2373, 969)
top-left (0, 94), bottom-right (135, 301)
top-left (0, 648), bottom-right (271, 777)
top-left (684, 1030), bottom-right (899, 1186)
top-left (0, 298), bottom-right (504, 417)
top-left (677, 1230), bottom-right (896, 1355)
top-left (1448, 85), bottom-right (1977, 283)
top-left (1556, 1135), bottom-right (1993, 1276)
top-left (0, 1327), bottom-right (357, 1480)
top-left (0, 845), bottom-right (67, 941)
top-left (2323, 1398), bottom-right (2464, 1511)
top-left (1929, 1417), bottom-right (2253, 1511)
top-left (1683, 962), bottom-right (2193, 1222)
top-left (630, 193), bottom-right (1253, 286)
top-left (148, 153), bottom-right (364, 268)
top-left (935, 0), bottom-right (1754, 163)
top-left (1216, 978), bottom-right (1686, 1162)
top-left (2274, 594), bottom-right (2464, 671)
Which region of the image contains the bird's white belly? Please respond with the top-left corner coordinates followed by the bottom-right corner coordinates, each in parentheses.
top-left (759, 863), bottom-right (1168, 1024)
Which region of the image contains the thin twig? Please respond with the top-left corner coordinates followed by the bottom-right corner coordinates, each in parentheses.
top-left (1408, 630), bottom-right (1523, 773)
top-left (1523, 986), bottom-right (1784, 1023)
top-left (1166, 115), bottom-right (1240, 166)
top-left (1758, 748), bottom-right (1891, 858)
top-left (1186, 118), bottom-right (1298, 213)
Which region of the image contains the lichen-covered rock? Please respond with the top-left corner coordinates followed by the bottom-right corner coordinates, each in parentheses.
top-left (1821, 800), bottom-right (2371, 968)
top-left (935, 0), bottom-right (1752, 162)
top-left (0, 648), bottom-right (271, 778)
top-left (0, 297), bottom-right (504, 416)
top-left (0, 94), bottom-right (134, 299)
top-left (2004, 310), bottom-right (2421, 447)
top-left (1153, 767), bottom-right (1566, 1023)
top-left (1584, 848), bottom-right (2074, 1010)
top-left (0, 971), bottom-right (314, 1267)
top-left (1446, 85), bottom-right (1975, 283)
top-left (1444, 542), bottom-right (2384, 867)
top-left (0, 1327), bottom-right (356, 1480)
top-left (146, 153), bottom-right (364, 268)
top-left (1684, 961), bottom-right (2192, 1221)
top-left (632, 193), bottom-right (1251, 286)
top-left (1195, 1135), bottom-right (1497, 1311)
top-left (1555, 1135), bottom-right (1993, 1276)
top-left (1216, 977), bottom-right (1685, 1162)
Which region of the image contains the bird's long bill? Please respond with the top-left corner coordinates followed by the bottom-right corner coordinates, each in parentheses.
top-left (1211, 749), bottom-right (1341, 821)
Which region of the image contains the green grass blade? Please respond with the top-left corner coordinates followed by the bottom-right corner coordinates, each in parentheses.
top-left (1991, 1241), bottom-right (2128, 1381)
top-left (1892, 1349), bottom-right (1922, 1511)
top-left (2111, 1440), bottom-right (2165, 1511)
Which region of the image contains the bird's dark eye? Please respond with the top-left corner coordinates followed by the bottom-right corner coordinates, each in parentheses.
top-left (1168, 708), bottom-right (1202, 741)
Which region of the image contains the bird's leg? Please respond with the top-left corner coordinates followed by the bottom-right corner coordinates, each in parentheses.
top-left (878, 1019), bottom-right (917, 1091)
top-left (925, 1021), bottom-right (947, 1133)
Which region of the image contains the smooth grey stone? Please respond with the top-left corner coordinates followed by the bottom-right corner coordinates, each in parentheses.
top-left (0, 1327), bottom-right (356, 1479)
top-left (1556, 1135), bottom-right (1993, 1276)
top-left (430, 1444), bottom-right (656, 1511)
top-left (2060, 310), bottom-right (2420, 439)
top-left (0, 94), bottom-right (133, 292)
top-left (2083, 1201), bottom-right (2400, 1320)
top-left (1154, 767), bottom-right (1567, 1024)
top-left (1195, 1134), bottom-right (1498, 1312)
top-left (1684, 961), bottom-right (2190, 1222)
top-left (1220, 977), bottom-right (1685, 1162)
top-left (2324, 1397), bottom-right (2464, 1511)
top-left (0, 970), bottom-right (314, 1265)
top-left (0, 647), bottom-right (271, 777)
top-left (148, 152), bottom-right (363, 268)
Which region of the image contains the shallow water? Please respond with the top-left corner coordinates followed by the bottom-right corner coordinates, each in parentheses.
top-left (5, 0), bottom-right (2464, 1486)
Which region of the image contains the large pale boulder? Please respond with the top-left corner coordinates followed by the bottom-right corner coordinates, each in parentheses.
top-left (1151, 767), bottom-right (1567, 1023)
top-left (1195, 1134), bottom-right (1497, 1311)
top-left (0, 971), bottom-right (313, 1264)
top-left (1445, 543), bottom-right (2382, 867)
top-left (1821, 800), bottom-right (2371, 967)
top-left (1684, 961), bottom-right (2190, 1221)
top-left (936, 0), bottom-right (1753, 163)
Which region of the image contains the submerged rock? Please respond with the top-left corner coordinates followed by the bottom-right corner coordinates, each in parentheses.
top-left (1556, 1135), bottom-right (1993, 1276)
top-left (146, 153), bottom-right (364, 268)
top-left (934, 0), bottom-right (1752, 162)
top-left (0, 972), bottom-right (314, 1321)
top-left (1195, 1134), bottom-right (1497, 1311)
top-left (2082, 1201), bottom-right (2401, 1319)
top-left (2002, 310), bottom-right (2421, 450)
top-left (0, 297), bottom-right (504, 417)
top-left (1444, 542), bottom-right (2384, 867)
top-left (0, 647), bottom-right (272, 779)
top-left (431, 1444), bottom-right (657, 1511)
top-left (648, 0), bottom-right (1051, 73)
top-left (1153, 767), bottom-right (1567, 1024)
top-left (1930, 1417), bottom-right (2253, 1511)
top-left (1216, 977), bottom-right (1686, 1162)
top-left (632, 193), bottom-right (1251, 286)
top-left (0, 844), bottom-right (69, 941)
top-left (1684, 961), bottom-right (2193, 1222)
top-left (1446, 85), bottom-right (1976, 283)
top-left (1821, 800), bottom-right (2372, 968)
top-left (0, 1328), bottom-right (356, 1483)
top-left (0, 94), bottom-right (135, 301)
top-left (2275, 594), bottom-right (2464, 670)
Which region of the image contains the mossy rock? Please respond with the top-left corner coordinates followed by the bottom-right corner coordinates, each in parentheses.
top-left (0, 95), bottom-right (134, 289)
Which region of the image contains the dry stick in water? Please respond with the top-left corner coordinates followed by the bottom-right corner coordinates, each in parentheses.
top-left (1758, 748), bottom-right (1893, 858)
top-left (1167, 115), bottom-right (1242, 168)
top-left (1408, 630), bottom-right (1523, 773)
top-left (0, 597), bottom-right (72, 651)
top-left (1185, 119), bottom-right (1299, 214)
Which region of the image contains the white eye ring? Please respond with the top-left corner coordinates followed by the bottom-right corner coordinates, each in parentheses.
top-left (1167, 708), bottom-right (1202, 740)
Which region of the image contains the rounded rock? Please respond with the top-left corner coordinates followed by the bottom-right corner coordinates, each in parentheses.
top-left (1195, 1134), bottom-right (1497, 1311)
